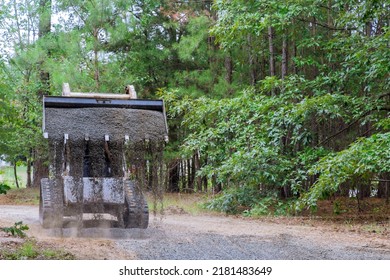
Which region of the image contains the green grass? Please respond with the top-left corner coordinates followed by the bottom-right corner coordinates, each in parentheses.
top-left (147, 192), bottom-right (210, 215)
top-left (361, 223), bottom-right (389, 234)
top-left (0, 239), bottom-right (75, 260)
top-left (0, 165), bottom-right (28, 189)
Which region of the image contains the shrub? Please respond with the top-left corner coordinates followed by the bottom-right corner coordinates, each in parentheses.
top-left (0, 183), bottom-right (11, 194)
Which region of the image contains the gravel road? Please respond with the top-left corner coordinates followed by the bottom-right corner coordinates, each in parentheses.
top-left (1, 205), bottom-right (389, 260)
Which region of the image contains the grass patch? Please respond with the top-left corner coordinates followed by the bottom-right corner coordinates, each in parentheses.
top-left (0, 239), bottom-right (75, 260)
top-left (361, 223), bottom-right (388, 234)
top-left (0, 187), bottom-right (40, 205)
top-left (0, 165), bottom-right (28, 189)
top-left (147, 192), bottom-right (209, 215)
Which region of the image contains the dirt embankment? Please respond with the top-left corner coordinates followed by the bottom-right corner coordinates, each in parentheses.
top-left (0, 204), bottom-right (389, 260)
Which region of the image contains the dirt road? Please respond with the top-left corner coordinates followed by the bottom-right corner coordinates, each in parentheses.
top-left (0, 205), bottom-right (389, 260)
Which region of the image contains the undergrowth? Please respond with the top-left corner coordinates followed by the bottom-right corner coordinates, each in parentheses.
top-left (0, 183), bottom-right (11, 194)
top-left (1, 221), bottom-right (29, 238)
top-left (203, 186), bottom-right (296, 216)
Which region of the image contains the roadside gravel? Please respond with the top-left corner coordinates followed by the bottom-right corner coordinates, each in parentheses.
top-left (1, 205), bottom-right (389, 260)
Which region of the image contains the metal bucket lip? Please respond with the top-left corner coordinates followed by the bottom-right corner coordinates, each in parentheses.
top-left (43, 96), bottom-right (165, 112)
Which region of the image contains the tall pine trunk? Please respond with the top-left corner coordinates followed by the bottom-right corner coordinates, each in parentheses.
top-left (32, 0), bottom-right (52, 188)
top-left (26, 154), bottom-right (32, 188)
top-left (268, 26), bottom-right (276, 96)
top-left (268, 26), bottom-right (275, 78)
top-left (13, 163), bottom-right (20, 189)
top-left (281, 32), bottom-right (288, 79)
top-left (224, 55), bottom-right (233, 85)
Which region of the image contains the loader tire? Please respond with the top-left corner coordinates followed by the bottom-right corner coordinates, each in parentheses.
top-left (124, 180), bottom-right (149, 229)
top-left (40, 178), bottom-right (63, 228)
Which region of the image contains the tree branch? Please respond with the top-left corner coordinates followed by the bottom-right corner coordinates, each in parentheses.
top-left (297, 18), bottom-right (356, 31)
top-left (317, 110), bottom-right (371, 147)
top-left (317, 93), bottom-right (390, 147)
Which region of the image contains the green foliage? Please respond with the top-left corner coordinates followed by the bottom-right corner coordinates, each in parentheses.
top-left (174, 16), bottom-right (210, 63)
top-left (160, 86), bottom-right (341, 194)
top-left (1, 0), bottom-right (389, 215)
top-left (332, 199), bottom-right (346, 215)
top-left (1, 221), bottom-right (29, 238)
top-left (203, 186), bottom-right (263, 214)
top-left (300, 133), bottom-right (390, 208)
top-left (0, 183), bottom-right (11, 194)
top-left (159, 0), bottom-right (390, 214)
top-left (245, 197), bottom-right (294, 217)
top-left (203, 186), bottom-right (295, 216)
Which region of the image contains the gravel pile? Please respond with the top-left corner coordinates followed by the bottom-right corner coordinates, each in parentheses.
top-left (45, 107), bottom-right (167, 142)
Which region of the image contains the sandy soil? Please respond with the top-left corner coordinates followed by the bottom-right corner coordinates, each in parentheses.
top-left (0, 205), bottom-right (389, 260)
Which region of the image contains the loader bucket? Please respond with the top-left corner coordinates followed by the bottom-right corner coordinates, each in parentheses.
top-left (43, 96), bottom-right (169, 142)
top-left (39, 85), bottom-right (168, 229)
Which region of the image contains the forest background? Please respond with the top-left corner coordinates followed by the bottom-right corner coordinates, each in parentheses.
top-left (0, 0), bottom-right (389, 216)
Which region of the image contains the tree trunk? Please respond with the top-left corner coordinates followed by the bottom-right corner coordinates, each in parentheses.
top-left (212, 174), bottom-right (221, 193)
top-left (187, 158), bottom-right (193, 191)
top-left (327, 0), bottom-right (333, 38)
top-left (32, 150), bottom-right (49, 188)
top-left (194, 151), bottom-right (202, 191)
top-left (365, 21), bottom-right (372, 37)
top-left (281, 32), bottom-right (288, 79)
top-left (13, 163), bottom-right (20, 189)
top-left (268, 26), bottom-right (276, 96)
top-left (247, 35), bottom-right (258, 86)
top-left (377, 173), bottom-right (390, 202)
top-left (33, 0), bottom-right (52, 187)
top-left (168, 161), bottom-right (180, 192)
top-left (292, 42), bottom-right (297, 75)
top-left (202, 153), bottom-right (208, 192)
top-left (26, 158), bottom-right (32, 188)
top-left (180, 160), bottom-right (186, 192)
top-left (291, 19), bottom-right (298, 75)
top-left (268, 26), bottom-right (275, 78)
top-left (224, 54), bottom-right (233, 85)
top-left (311, 17), bottom-right (319, 79)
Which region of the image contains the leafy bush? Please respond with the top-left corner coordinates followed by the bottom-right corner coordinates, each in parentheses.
top-left (300, 132), bottom-right (390, 209)
top-left (243, 196), bottom-right (276, 217)
top-left (244, 197), bottom-right (295, 217)
top-left (0, 183), bottom-right (11, 194)
top-left (204, 186), bottom-right (262, 214)
top-left (204, 186), bottom-right (295, 216)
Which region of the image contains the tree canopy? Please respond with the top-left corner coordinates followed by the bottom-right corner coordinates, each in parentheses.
top-left (0, 0), bottom-right (388, 213)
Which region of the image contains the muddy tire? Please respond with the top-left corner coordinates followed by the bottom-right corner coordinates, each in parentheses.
top-left (124, 180), bottom-right (149, 229)
top-left (40, 178), bottom-right (63, 228)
